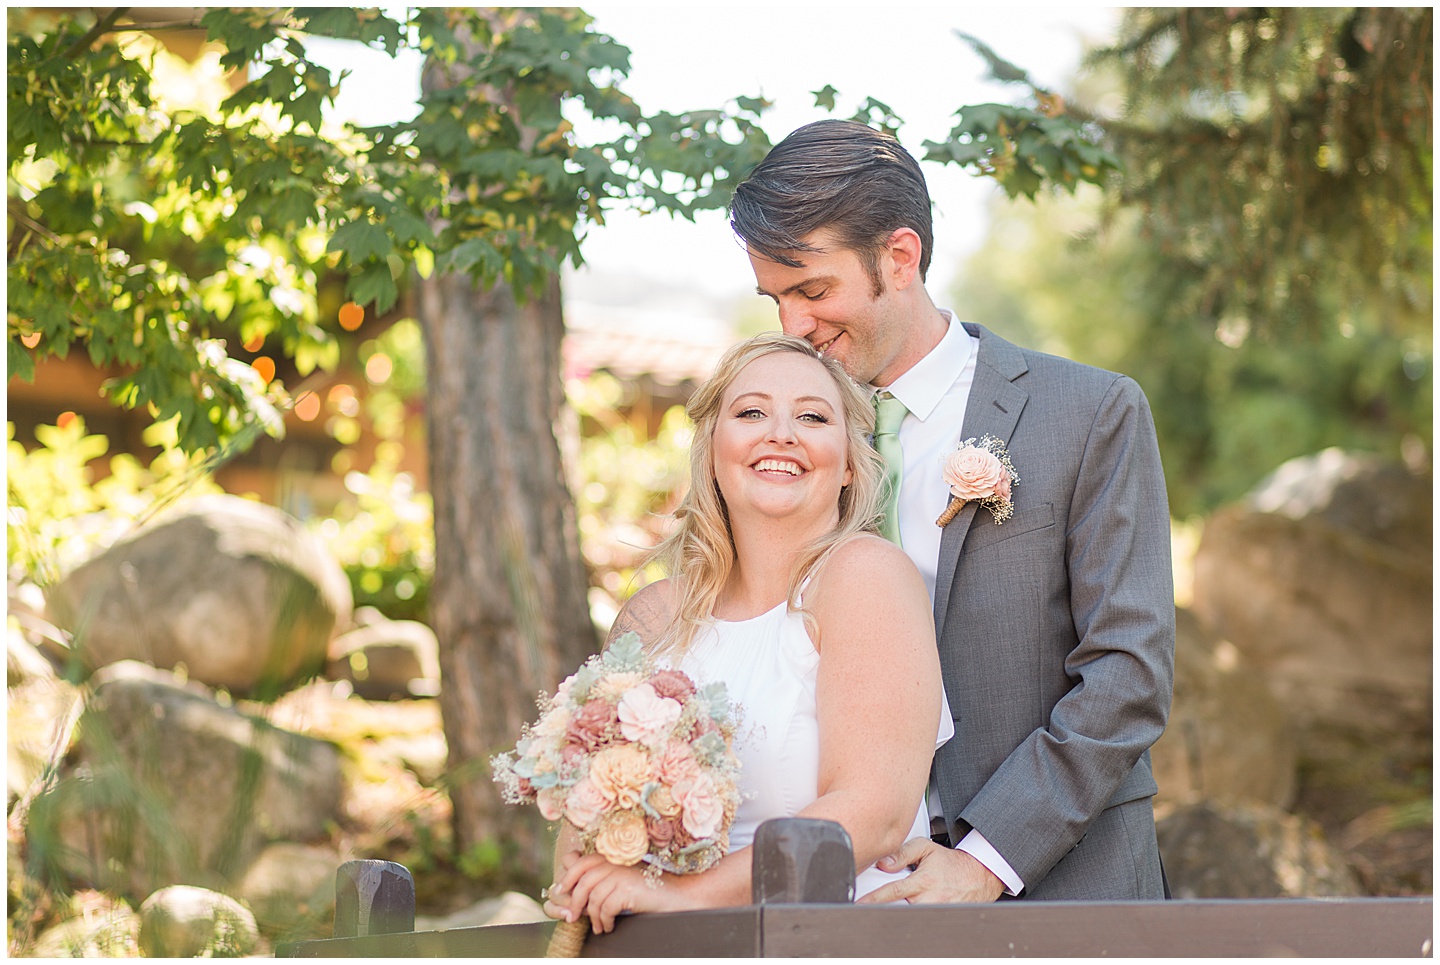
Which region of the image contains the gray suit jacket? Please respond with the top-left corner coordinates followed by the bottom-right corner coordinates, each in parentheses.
top-left (930, 323), bottom-right (1175, 899)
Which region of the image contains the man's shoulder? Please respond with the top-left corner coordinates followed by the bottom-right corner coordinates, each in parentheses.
top-left (968, 322), bottom-right (1137, 396)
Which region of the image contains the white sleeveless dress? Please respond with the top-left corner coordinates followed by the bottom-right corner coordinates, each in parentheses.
top-left (677, 597), bottom-right (955, 899)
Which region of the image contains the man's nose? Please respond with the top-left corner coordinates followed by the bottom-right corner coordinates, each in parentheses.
top-left (777, 301), bottom-right (817, 339)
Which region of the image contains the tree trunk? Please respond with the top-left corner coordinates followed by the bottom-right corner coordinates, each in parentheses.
top-left (418, 270), bottom-right (597, 881)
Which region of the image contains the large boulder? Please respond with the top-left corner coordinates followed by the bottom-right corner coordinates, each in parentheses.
top-left (1150, 608), bottom-right (1297, 809)
top-left (26, 661), bottom-right (343, 899)
top-left (1191, 450), bottom-right (1431, 743)
top-left (326, 618), bottom-right (441, 700)
top-left (234, 841), bottom-right (340, 941)
top-left (1157, 800), bottom-right (1363, 899)
top-left (43, 494), bottom-right (352, 697)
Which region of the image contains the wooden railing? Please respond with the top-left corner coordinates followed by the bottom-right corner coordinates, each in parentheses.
top-left (276, 818), bottom-right (1433, 958)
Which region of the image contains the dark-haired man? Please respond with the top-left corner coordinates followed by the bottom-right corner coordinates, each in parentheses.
top-left (730, 119), bottom-right (1174, 902)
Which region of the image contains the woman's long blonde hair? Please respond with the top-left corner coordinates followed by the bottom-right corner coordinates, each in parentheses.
top-left (647, 332), bottom-right (885, 655)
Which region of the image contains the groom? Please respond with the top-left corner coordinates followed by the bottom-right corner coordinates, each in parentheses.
top-left (729, 120), bottom-right (1174, 901)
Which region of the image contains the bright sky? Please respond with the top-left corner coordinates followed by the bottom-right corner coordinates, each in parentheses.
top-left (315, 5), bottom-right (1119, 328)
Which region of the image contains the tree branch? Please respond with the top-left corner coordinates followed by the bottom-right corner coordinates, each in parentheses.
top-left (7, 200), bottom-right (63, 247)
top-left (103, 21), bottom-right (206, 34)
top-left (63, 7), bottom-right (130, 59)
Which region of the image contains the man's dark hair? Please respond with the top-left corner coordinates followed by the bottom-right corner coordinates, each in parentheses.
top-left (729, 119), bottom-right (934, 296)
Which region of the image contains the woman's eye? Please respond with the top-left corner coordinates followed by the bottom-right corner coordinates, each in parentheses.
top-left (799, 412), bottom-right (831, 424)
top-left (737, 407), bottom-right (764, 419)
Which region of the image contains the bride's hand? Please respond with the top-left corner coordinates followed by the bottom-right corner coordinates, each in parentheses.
top-left (548, 854), bottom-right (690, 933)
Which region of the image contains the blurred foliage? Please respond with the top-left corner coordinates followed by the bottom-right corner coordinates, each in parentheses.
top-left (6, 417), bottom-right (222, 587)
top-left (569, 372), bottom-right (690, 618)
top-left (951, 8), bottom-right (1431, 515)
top-left (317, 458), bottom-right (434, 623)
top-left (1090, 8), bottom-right (1432, 342)
top-left (8, 7), bottom-right (772, 458)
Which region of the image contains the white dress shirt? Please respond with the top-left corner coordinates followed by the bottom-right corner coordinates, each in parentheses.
top-left (879, 309), bottom-right (1025, 897)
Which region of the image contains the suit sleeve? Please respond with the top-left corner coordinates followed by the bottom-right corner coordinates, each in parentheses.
top-left (957, 375), bottom-right (1176, 890)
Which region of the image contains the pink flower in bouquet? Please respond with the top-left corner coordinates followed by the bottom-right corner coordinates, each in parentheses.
top-left (594, 811), bottom-right (650, 866)
top-left (649, 669), bottom-right (697, 701)
top-left (656, 740), bottom-right (701, 786)
top-left (618, 683), bottom-right (683, 745)
top-left (646, 815), bottom-right (679, 848)
top-left (942, 446), bottom-right (1011, 502)
top-left (567, 698), bottom-right (618, 751)
top-left (675, 773), bottom-right (724, 840)
top-left (588, 744), bottom-right (652, 809)
top-left (536, 786), bottom-right (567, 822)
top-left (564, 777), bottom-right (609, 830)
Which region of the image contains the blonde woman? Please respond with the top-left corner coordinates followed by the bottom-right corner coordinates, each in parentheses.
top-left (544, 333), bottom-right (951, 932)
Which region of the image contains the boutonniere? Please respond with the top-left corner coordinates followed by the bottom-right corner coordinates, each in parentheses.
top-left (936, 435), bottom-right (1019, 528)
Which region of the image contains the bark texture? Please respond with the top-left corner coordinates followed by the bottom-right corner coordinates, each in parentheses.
top-left (418, 271), bottom-right (597, 876)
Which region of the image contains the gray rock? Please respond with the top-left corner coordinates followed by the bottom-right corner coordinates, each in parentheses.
top-left (1151, 608), bottom-right (1297, 809)
top-left (27, 661), bottom-right (342, 899)
top-left (1191, 450), bottom-right (1431, 745)
top-left (44, 494), bottom-right (352, 697)
top-left (138, 885), bottom-right (258, 958)
top-left (326, 619), bottom-right (440, 700)
top-left (234, 842), bottom-right (339, 938)
top-left (1157, 800), bottom-right (1363, 899)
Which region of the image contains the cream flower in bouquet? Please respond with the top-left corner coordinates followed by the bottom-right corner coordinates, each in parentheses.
top-left (492, 632), bottom-right (742, 955)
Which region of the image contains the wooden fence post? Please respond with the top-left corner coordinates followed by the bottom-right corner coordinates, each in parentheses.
top-left (751, 817), bottom-right (856, 904)
top-left (333, 859), bottom-right (415, 938)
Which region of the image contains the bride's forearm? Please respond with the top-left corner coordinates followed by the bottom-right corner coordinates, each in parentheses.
top-left (796, 790), bottom-right (917, 870)
top-left (665, 846), bottom-right (753, 910)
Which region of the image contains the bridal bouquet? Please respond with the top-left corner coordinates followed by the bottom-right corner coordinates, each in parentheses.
top-left (492, 631), bottom-right (742, 956)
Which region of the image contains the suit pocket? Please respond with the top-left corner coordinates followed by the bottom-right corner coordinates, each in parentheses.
top-left (961, 502), bottom-right (1055, 555)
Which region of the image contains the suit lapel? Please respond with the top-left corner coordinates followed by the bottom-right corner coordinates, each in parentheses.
top-left (932, 323), bottom-right (1030, 632)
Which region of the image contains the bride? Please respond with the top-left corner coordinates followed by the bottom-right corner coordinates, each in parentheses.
top-left (544, 333), bottom-right (951, 932)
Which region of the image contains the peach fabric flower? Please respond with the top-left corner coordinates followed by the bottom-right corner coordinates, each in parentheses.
top-left (593, 671), bottom-right (644, 702)
top-left (564, 777), bottom-right (609, 830)
top-left (646, 783), bottom-right (682, 818)
top-left (533, 704), bottom-right (570, 738)
top-left (618, 683), bottom-right (683, 745)
top-left (942, 446), bottom-right (1010, 502)
top-left (594, 811), bottom-right (649, 866)
top-left (588, 744), bottom-right (652, 809)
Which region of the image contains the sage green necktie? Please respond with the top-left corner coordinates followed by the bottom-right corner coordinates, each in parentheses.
top-left (873, 391), bottom-right (909, 545)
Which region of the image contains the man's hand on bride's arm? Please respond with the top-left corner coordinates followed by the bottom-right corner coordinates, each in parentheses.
top-left (856, 839), bottom-right (1005, 904)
